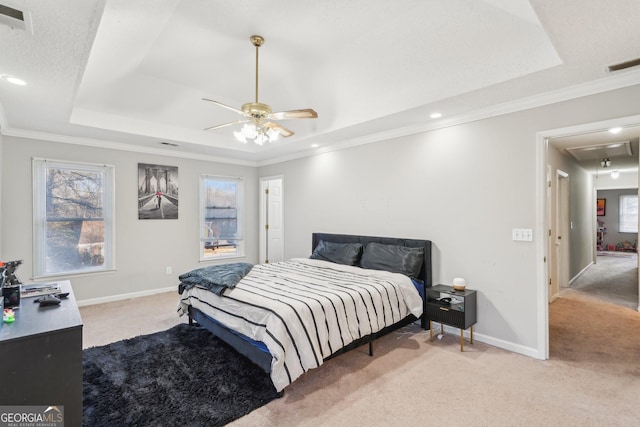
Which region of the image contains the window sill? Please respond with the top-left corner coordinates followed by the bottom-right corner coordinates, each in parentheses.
top-left (31, 268), bottom-right (117, 282)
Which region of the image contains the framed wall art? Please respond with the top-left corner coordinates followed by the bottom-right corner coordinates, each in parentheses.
top-left (138, 163), bottom-right (179, 219)
top-left (596, 198), bottom-right (606, 216)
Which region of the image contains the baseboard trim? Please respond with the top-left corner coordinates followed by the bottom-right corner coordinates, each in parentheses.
top-left (569, 261), bottom-right (594, 285)
top-left (439, 324), bottom-right (543, 359)
top-left (77, 286), bottom-right (176, 307)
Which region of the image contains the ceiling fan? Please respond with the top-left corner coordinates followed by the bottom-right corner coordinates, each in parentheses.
top-left (202, 35), bottom-right (318, 145)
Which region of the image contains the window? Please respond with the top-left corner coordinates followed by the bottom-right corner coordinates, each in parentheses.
top-left (200, 175), bottom-right (244, 260)
top-left (33, 159), bottom-right (115, 277)
top-left (619, 194), bottom-right (638, 233)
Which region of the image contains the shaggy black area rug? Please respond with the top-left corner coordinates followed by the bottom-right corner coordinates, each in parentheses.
top-left (83, 324), bottom-right (279, 426)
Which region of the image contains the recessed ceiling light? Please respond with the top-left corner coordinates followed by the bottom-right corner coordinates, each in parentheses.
top-left (608, 127), bottom-right (622, 134)
top-left (311, 144), bottom-right (319, 148)
top-left (0, 74), bottom-right (26, 86)
top-left (430, 112), bottom-right (442, 119)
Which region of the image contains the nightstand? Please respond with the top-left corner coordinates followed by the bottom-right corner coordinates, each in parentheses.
top-left (426, 284), bottom-right (477, 351)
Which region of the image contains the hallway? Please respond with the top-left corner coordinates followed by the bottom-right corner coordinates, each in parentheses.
top-left (567, 252), bottom-right (638, 311)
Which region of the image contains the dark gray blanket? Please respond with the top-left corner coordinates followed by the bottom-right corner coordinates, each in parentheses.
top-left (179, 262), bottom-right (253, 295)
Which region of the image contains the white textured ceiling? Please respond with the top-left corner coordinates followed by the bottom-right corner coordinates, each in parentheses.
top-left (2, 0), bottom-right (640, 164)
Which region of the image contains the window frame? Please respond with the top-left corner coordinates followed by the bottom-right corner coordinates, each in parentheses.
top-left (32, 158), bottom-right (116, 278)
top-left (619, 194), bottom-right (638, 233)
top-left (199, 174), bottom-right (245, 261)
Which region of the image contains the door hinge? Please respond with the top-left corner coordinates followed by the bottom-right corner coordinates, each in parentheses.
top-left (549, 278), bottom-right (552, 285)
top-left (265, 188), bottom-right (269, 195)
top-left (265, 224), bottom-right (269, 230)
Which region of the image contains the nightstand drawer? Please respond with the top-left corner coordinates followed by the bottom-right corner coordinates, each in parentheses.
top-left (426, 304), bottom-right (465, 328)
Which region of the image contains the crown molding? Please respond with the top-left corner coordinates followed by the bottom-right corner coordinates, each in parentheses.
top-left (260, 68), bottom-right (640, 167)
top-left (0, 127), bottom-right (258, 167)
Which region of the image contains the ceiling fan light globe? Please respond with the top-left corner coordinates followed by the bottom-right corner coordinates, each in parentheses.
top-left (241, 123), bottom-right (258, 139)
top-left (266, 128), bottom-right (279, 142)
top-left (233, 130), bottom-right (248, 143)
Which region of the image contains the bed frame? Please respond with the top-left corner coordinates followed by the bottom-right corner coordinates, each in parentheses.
top-left (186, 232), bottom-right (433, 377)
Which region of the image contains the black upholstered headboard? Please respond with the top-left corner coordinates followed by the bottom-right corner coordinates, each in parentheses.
top-left (311, 232), bottom-right (433, 289)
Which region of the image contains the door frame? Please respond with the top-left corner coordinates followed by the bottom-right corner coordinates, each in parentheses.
top-left (537, 113), bottom-right (640, 360)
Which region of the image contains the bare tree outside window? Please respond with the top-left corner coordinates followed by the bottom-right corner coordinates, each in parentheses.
top-left (46, 168), bottom-right (105, 272)
top-left (34, 159), bottom-right (114, 277)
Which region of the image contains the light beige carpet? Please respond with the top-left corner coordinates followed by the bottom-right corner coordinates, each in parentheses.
top-left (80, 290), bottom-right (640, 426)
top-left (569, 253), bottom-right (638, 310)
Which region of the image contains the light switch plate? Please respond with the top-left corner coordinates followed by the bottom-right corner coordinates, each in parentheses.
top-left (512, 228), bottom-right (533, 241)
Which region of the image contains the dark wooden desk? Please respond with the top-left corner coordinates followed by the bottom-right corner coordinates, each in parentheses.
top-left (0, 280), bottom-right (83, 426)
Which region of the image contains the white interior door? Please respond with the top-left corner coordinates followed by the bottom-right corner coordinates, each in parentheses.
top-left (549, 169), bottom-right (569, 302)
top-left (260, 176), bottom-right (284, 263)
top-left (556, 171), bottom-right (570, 292)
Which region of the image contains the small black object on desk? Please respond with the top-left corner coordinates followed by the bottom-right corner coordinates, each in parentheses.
top-left (35, 294), bottom-right (61, 307)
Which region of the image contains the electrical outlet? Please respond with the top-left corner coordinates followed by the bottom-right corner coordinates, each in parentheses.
top-left (166, 267), bottom-right (172, 275)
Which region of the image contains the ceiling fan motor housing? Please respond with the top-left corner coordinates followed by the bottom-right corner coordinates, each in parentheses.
top-left (242, 102), bottom-right (272, 123)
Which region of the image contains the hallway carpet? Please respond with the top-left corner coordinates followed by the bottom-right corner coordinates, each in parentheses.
top-left (570, 253), bottom-right (638, 310)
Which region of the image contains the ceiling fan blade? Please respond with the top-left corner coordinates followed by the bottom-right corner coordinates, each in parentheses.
top-left (270, 109), bottom-right (318, 120)
top-left (204, 119), bottom-right (248, 131)
top-left (265, 122), bottom-right (295, 137)
top-left (202, 98), bottom-right (244, 115)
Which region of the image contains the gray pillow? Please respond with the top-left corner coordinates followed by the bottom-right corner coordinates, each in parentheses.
top-left (310, 240), bottom-right (364, 266)
top-left (360, 242), bottom-right (424, 278)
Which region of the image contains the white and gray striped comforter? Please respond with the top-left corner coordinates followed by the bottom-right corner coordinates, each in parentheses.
top-left (178, 258), bottom-right (423, 391)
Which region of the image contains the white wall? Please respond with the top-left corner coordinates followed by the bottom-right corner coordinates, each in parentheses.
top-left (595, 169), bottom-right (639, 190)
top-left (0, 136), bottom-right (259, 302)
top-left (259, 83), bottom-right (640, 356)
top-left (569, 166), bottom-right (597, 277)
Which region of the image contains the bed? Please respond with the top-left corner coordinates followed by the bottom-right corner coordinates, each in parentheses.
top-left (178, 232), bottom-right (433, 391)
